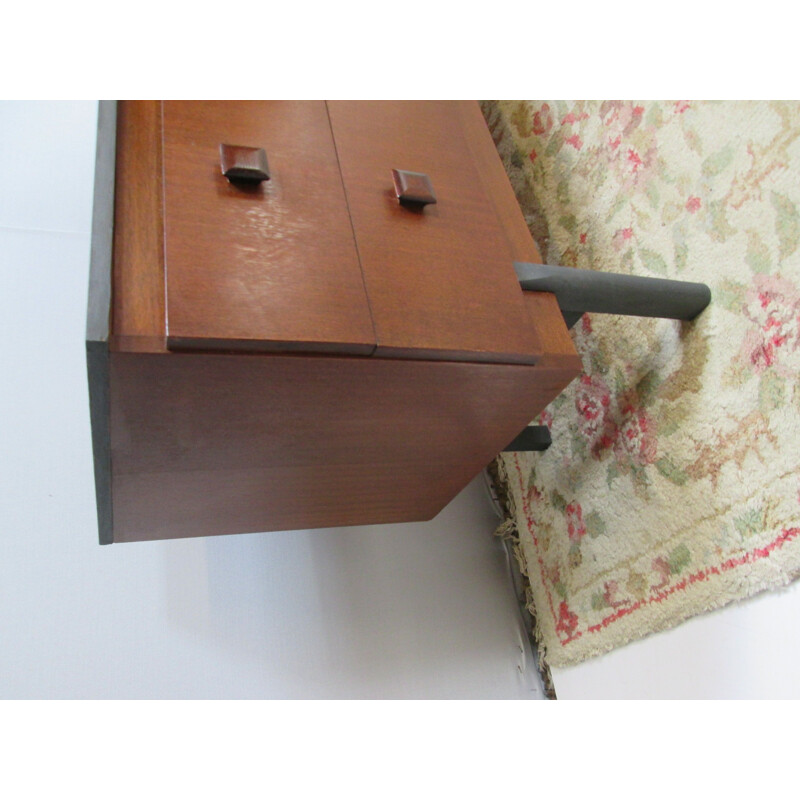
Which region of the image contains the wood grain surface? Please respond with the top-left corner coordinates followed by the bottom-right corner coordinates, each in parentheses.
top-left (326, 101), bottom-right (543, 365)
top-left (111, 100), bottom-right (167, 353)
top-left (99, 100), bottom-right (582, 543)
top-left (108, 347), bottom-right (574, 542)
top-left (161, 101), bottom-right (377, 355)
top-left (521, 291), bottom-right (582, 371)
top-left (457, 102), bottom-right (545, 265)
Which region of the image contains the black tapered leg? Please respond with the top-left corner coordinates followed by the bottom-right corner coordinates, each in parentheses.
top-left (514, 262), bottom-right (711, 326)
top-left (503, 425), bottom-right (552, 452)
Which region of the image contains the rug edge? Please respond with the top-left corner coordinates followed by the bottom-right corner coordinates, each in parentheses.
top-left (492, 454), bottom-right (800, 669)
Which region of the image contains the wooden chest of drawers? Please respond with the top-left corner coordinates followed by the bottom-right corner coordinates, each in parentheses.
top-left (87, 101), bottom-right (580, 544)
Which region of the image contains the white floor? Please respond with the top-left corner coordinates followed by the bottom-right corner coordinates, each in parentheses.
top-left (551, 578), bottom-right (800, 699)
top-left (0, 100), bottom-right (543, 699)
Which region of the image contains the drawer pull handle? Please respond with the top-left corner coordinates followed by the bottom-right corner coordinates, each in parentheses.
top-left (391, 169), bottom-right (436, 207)
top-left (220, 144), bottom-right (270, 184)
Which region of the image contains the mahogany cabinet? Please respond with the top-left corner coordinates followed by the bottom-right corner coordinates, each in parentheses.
top-left (87, 101), bottom-right (581, 544)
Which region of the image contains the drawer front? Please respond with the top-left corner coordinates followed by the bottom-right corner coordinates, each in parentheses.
top-left (162, 101), bottom-right (376, 354)
top-left (326, 101), bottom-right (542, 364)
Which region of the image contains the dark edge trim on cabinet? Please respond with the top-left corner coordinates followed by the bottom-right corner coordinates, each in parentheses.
top-left (86, 100), bottom-right (117, 545)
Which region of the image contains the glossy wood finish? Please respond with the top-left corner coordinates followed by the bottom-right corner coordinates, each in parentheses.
top-left (326, 101), bottom-right (543, 365)
top-left (458, 102), bottom-right (545, 266)
top-left (162, 101), bottom-right (376, 355)
top-left (93, 100), bottom-right (582, 543)
top-left (109, 350), bottom-right (571, 542)
top-left (111, 100), bottom-right (166, 353)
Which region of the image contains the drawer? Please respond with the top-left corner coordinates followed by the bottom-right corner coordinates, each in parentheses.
top-left (327, 101), bottom-right (542, 364)
top-left (162, 101), bottom-right (376, 355)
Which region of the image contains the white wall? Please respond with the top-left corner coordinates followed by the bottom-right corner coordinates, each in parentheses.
top-left (0, 101), bottom-right (542, 699)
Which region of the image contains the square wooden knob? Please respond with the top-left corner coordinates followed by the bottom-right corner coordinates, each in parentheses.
top-left (220, 144), bottom-right (270, 183)
top-left (391, 169), bottom-right (437, 206)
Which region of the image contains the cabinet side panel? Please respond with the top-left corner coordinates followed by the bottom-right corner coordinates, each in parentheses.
top-left (87, 100), bottom-right (117, 544)
top-left (111, 100), bottom-right (167, 353)
top-left (109, 349), bottom-right (579, 542)
top-left (457, 101), bottom-right (545, 265)
top-left (521, 291), bottom-right (583, 370)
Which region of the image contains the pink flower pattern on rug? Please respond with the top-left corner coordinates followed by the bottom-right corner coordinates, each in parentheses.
top-left (738, 274), bottom-right (800, 376)
top-left (484, 100), bottom-right (800, 666)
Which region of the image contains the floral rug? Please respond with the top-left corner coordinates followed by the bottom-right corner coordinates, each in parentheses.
top-left (483, 101), bottom-right (800, 668)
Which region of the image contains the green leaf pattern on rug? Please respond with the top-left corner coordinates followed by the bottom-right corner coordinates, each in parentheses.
top-left (584, 510), bottom-right (607, 538)
top-left (639, 247), bottom-right (668, 275)
top-left (707, 200), bottom-right (737, 242)
top-left (771, 192), bottom-right (800, 261)
top-left (701, 145), bottom-right (734, 178)
top-left (734, 507), bottom-right (766, 538)
top-left (487, 100), bottom-right (800, 665)
top-left (667, 543), bottom-right (692, 575)
top-left (716, 278), bottom-right (748, 314)
top-left (655, 455), bottom-right (688, 486)
top-left (550, 490), bottom-right (567, 513)
top-left (759, 372), bottom-right (786, 412)
top-left (746, 230), bottom-right (772, 273)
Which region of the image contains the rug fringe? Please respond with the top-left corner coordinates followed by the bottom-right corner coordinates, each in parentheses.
top-left (489, 459), bottom-right (557, 700)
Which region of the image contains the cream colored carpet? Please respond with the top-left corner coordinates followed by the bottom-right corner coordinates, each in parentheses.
top-left (484, 101), bottom-right (800, 667)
